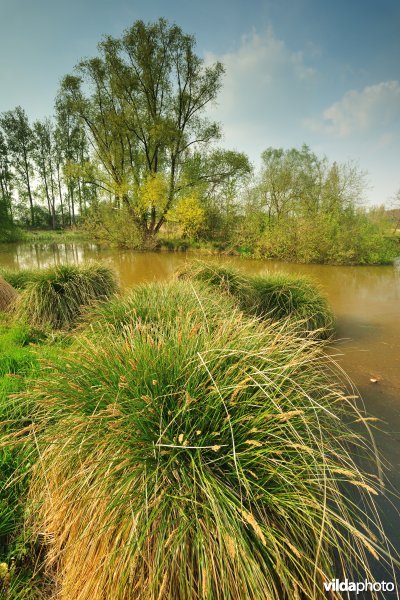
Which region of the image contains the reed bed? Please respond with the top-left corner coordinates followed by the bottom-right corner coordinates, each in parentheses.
top-left (15, 263), bottom-right (118, 330)
top-left (178, 261), bottom-right (333, 337)
top-left (16, 280), bottom-right (395, 600)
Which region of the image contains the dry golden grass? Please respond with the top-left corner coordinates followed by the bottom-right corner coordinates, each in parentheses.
top-left (0, 276), bottom-right (17, 312)
top-left (14, 281), bottom-right (398, 599)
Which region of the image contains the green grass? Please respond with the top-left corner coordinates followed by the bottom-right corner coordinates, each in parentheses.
top-left (15, 280), bottom-right (395, 599)
top-left (20, 228), bottom-right (89, 244)
top-left (0, 313), bottom-right (70, 596)
top-left (82, 278), bottom-right (237, 336)
top-left (0, 268), bottom-right (41, 291)
top-left (15, 263), bottom-right (119, 330)
top-left (179, 261), bottom-right (333, 337)
top-left (249, 272), bottom-right (333, 333)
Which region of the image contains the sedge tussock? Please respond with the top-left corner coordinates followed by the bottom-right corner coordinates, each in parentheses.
top-left (12, 280), bottom-right (398, 599)
top-left (15, 263), bottom-right (118, 330)
top-left (178, 260), bottom-right (333, 338)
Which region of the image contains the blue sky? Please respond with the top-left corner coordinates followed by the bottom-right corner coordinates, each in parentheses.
top-left (1, 0), bottom-right (399, 203)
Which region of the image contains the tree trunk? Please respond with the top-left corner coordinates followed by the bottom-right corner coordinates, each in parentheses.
top-left (26, 177), bottom-right (35, 227)
top-left (56, 163), bottom-right (65, 227)
top-left (69, 184), bottom-right (76, 225)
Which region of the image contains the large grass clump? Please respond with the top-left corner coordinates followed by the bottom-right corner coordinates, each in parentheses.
top-left (179, 261), bottom-right (333, 336)
top-left (15, 263), bottom-right (118, 330)
top-left (0, 276), bottom-right (17, 312)
top-left (82, 278), bottom-right (235, 336)
top-left (0, 268), bottom-right (40, 291)
top-left (16, 280), bottom-right (395, 599)
top-left (249, 272), bottom-right (333, 332)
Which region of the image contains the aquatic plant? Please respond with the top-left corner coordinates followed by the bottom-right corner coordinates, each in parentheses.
top-left (178, 260), bottom-right (251, 300)
top-left (179, 261), bottom-right (333, 337)
top-left (15, 263), bottom-right (118, 330)
top-left (0, 276), bottom-right (17, 312)
top-left (18, 281), bottom-right (394, 599)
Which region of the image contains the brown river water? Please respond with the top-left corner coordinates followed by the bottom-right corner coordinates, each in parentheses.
top-left (1, 241), bottom-right (400, 581)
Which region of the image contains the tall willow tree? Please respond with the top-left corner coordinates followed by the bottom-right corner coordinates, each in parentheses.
top-left (0, 131), bottom-right (13, 223)
top-left (33, 119), bottom-right (58, 229)
top-left (0, 107), bottom-right (36, 227)
top-left (59, 18), bottom-right (224, 239)
top-left (55, 97), bottom-right (92, 226)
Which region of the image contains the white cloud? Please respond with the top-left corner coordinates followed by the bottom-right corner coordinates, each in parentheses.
top-left (205, 27), bottom-right (316, 158)
top-left (203, 31), bottom-right (400, 204)
top-left (305, 80), bottom-right (400, 137)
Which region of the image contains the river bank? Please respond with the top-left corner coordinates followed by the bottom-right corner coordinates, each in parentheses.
top-left (2, 229), bottom-right (399, 265)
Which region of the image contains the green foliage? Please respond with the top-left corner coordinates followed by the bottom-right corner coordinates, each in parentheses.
top-left (17, 281), bottom-right (391, 599)
top-left (0, 313), bottom-right (70, 597)
top-left (82, 203), bottom-right (144, 248)
top-left (0, 316), bottom-right (38, 564)
top-left (181, 149), bottom-right (252, 240)
top-left (0, 107), bottom-right (36, 227)
top-left (0, 196), bottom-right (19, 242)
top-left (0, 224), bottom-right (23, 243)
top-left (1, 566), bottom-right (46, 600)
top-left (255, 208), bottom-right (398, 265)
top-left (19, 228), bottom-right (89, 244)
top-left (212, 145), bottom-right (398, 265)
top-left (59, 18), bottom-right (224, 238)
top-left (15, 263), bottom-right (119, 329)
top-left (179, 261), bottom-right (333, 337)
top-left (166, 193), bottom-right (206, 239)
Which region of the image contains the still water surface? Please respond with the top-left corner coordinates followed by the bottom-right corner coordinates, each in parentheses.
top-left (1, 241), bottom-right (400, 567)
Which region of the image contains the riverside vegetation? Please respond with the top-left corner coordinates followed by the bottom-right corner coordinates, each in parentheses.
top-left (0, 260), bottom-right (398, 598)
top-left (0, 19), bottom-right (399, 265)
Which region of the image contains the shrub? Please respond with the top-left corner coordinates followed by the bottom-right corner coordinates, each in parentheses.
top-left (179, 261), bottom-right (333, 337)
top-left (82, 203), bottom-right (144, 249)
top-left (18, 281), bottom-right (393, 599)
top-left (15, 263), bottom-right (118, 330)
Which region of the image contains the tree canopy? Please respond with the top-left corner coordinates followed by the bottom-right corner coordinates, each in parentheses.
top-left (59, 18), bottom-right (224, 238)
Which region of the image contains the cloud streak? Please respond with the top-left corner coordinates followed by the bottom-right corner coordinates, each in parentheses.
top-left (305, 80), bottom-right (400, 137)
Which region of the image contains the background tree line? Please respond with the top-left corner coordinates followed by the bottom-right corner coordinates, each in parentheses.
top-left (0, 18), bottom-right (398, 263)
top-left (0, 103), bottom-right (92, 235)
